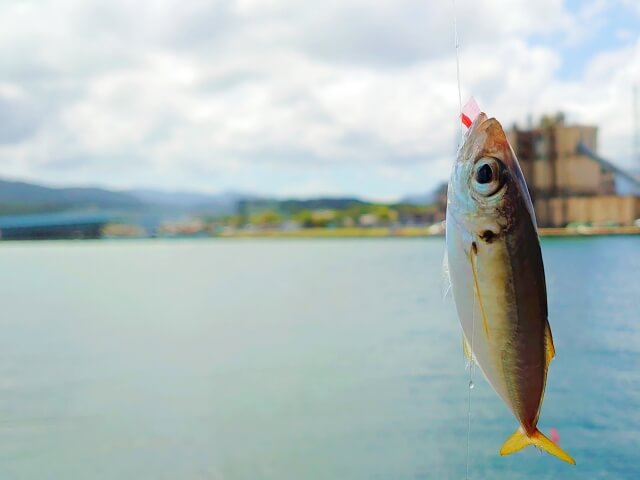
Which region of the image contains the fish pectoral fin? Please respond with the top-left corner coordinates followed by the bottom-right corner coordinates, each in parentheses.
top-left (544, 320), bottom-right (556, 365)
top-left (468, 245), bottom-right (490, 338)
top-left (462, 334), bottom-right (474, 363)
top-left (441, 251), bottom-right (452, 301)
top-left (500, 427), bottom-right (575, 465)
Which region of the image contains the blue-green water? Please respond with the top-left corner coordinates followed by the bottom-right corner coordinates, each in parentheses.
top-left (0, 237), bottom-right (638, 479)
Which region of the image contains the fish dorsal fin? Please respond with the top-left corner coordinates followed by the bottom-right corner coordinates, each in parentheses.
top-left (544, 320), bottom-right (555, 365)
top-left (441, 251), bottom-right (452, 301)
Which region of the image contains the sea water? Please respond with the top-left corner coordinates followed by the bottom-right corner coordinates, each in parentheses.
top-left (0, 237), bottom-right (637, 479)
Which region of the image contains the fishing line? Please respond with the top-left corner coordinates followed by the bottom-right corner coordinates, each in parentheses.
top-left (465, 249), bottom-right (478, 480)
top-left (452, 1), bottom-right (476, 477)
top-left (453, 0), bottom-right (463, 142)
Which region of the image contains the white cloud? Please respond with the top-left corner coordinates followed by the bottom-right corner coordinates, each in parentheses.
top-left (0, 0), bottom-right (637, 197)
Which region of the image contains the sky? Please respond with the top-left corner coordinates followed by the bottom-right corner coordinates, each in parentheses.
top-left (0, 0), bottom-right (638, 200)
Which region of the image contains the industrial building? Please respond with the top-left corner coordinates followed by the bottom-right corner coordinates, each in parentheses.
top-left (507, 117), bottom-right (640, 227)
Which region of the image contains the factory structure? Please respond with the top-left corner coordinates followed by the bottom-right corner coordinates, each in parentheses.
top-left (506, 117), bottom-right (640, 227)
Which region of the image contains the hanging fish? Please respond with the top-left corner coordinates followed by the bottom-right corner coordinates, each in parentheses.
top-left (444, 109), bottom-right (575, 465)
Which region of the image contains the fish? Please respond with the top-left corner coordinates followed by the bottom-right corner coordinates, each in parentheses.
top-left (444, 112), bottom-right (575, 465)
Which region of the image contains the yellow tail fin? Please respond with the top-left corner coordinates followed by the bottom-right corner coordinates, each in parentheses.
top-left (500, 427), bottom-right (576, 465)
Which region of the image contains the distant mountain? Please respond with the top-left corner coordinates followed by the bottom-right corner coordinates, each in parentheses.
top-left (130, 189), bottom-right (221, 207)
top-left (0, 178), bottom-right (260, 216)
top-left (129, 189), bottom-right (257, 213)
top-left (0, 178), bottom-right (142, 210)
top-left (273, 197), bottom-right (367, 214)
top-left (0, 177), bottom-right (439, 218)
top-left (399, 192), bottom-right (436, 205)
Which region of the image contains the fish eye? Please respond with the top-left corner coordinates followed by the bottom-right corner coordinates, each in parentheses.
top-left (476, 164), bottom-right (493, 184)
top-left (472, 157), bottom-right (503, 196)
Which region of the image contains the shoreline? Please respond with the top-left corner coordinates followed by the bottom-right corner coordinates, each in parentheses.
top-left (1, 226), bottom-right (638, 242)
top-left (215, 225), bottom-right (640, 239)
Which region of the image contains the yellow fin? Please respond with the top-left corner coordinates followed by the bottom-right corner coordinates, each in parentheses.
top-left (462, 334), bottom-right (473, 362)
top-left (500, 427), bottom-right (575, 465)
top-left (544, 320), bottom-right (555, 366)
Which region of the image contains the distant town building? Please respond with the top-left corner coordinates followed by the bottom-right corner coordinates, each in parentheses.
top-left (507, 117), bottom-right (640, 227)
top-left (102, 223), bottom-right (147, 238)
top-left (358, 213), bottom-right (378, 227)
top-left (157, 218), bottom-right (207, 237)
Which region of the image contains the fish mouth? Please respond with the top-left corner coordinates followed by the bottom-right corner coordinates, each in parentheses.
top-left (459, 112), bottom-right (495, 163)
top-left (464, 112), bottom-right (490, 135)
top-left (466, 113), bottom-right (510, 156)
top-left (473, 112), bottom-right (489, 127)
top-left (462, 112), bottom-right (492, 148)
top-left (472, 113), bottom-right (502, 135)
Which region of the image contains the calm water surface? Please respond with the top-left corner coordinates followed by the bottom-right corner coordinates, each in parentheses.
top-left (0, 237), bottom-right (638, 479)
